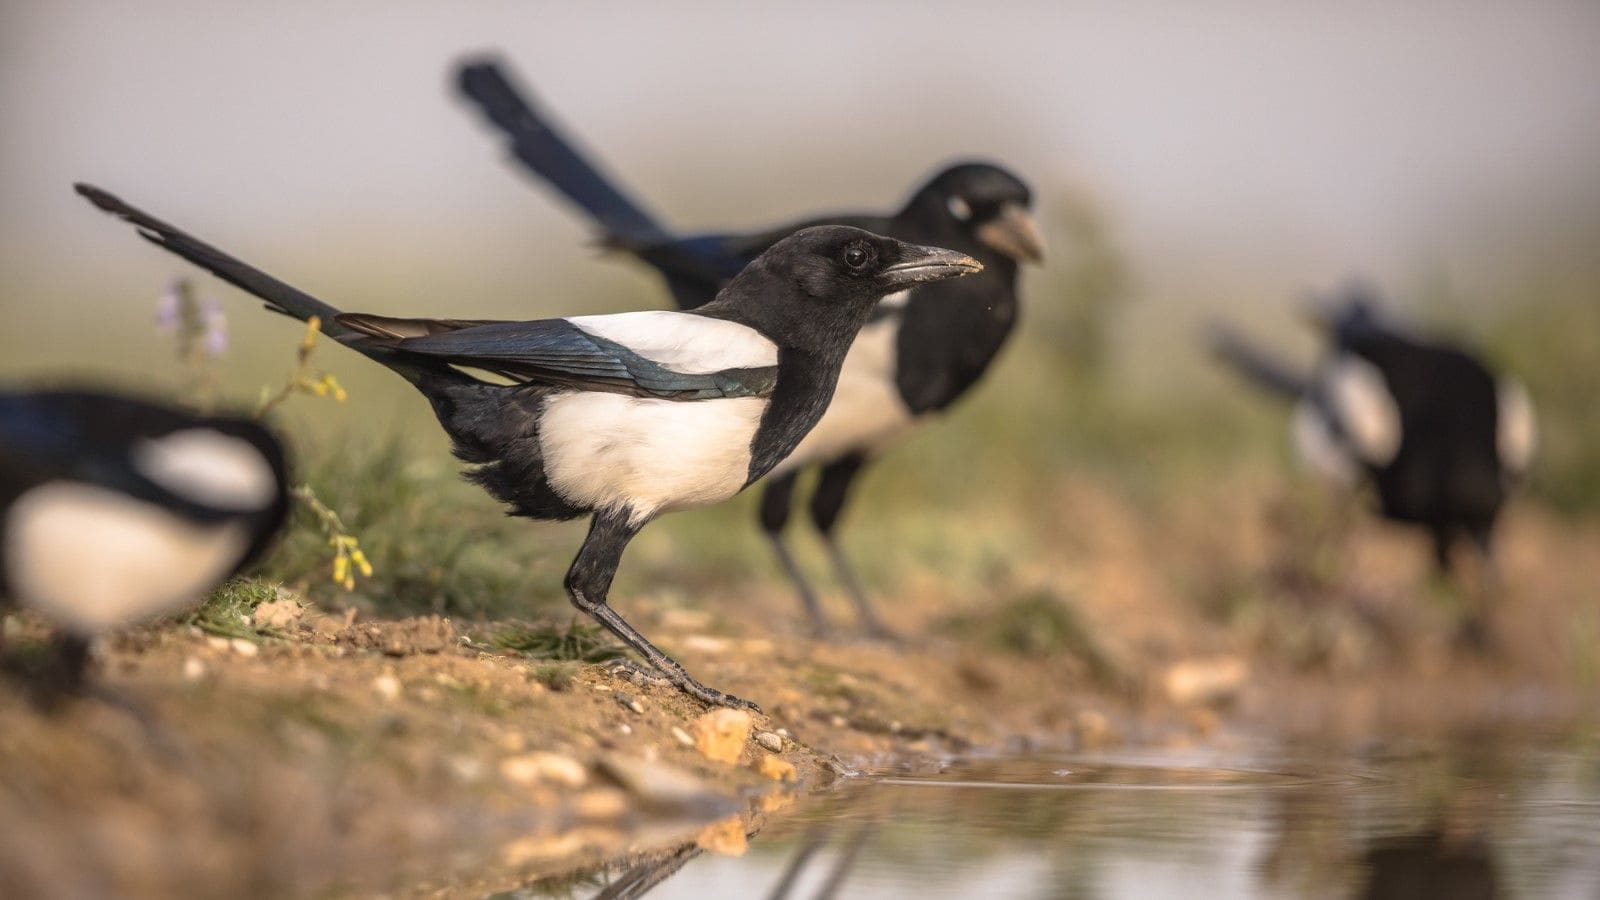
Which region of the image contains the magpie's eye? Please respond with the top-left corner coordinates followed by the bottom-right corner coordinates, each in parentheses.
top-left (843, 246), bottom-right (871, 270)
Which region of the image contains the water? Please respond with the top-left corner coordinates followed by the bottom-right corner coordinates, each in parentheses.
top-left (517, 734), bottom-right (1600, 899)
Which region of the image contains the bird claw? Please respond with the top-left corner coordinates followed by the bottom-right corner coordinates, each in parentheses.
top-left (605, 659), bottom-right (760, 712)
top-left (604, 659), bottom-right (671, 686)
top-left (679, 676), bottom-right (761, 713)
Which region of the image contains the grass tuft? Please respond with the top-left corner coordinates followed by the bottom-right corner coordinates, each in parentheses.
top-left (941, 588), bottom-right (1125, 687)
top-left (488, 619), bottom-right (626, 663)
top-left (178, 577), bottom-right (287, 641)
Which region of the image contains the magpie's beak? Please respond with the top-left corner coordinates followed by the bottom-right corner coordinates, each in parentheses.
top-left (976, 202), bottom-right (1046, 264)
top-left (880, 245), bottom-right (983, 289)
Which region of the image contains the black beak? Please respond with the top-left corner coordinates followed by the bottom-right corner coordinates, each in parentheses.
top-left (975, 202), bottom-right (1046, 264)
top-left (880, 244), bottom-right (983, 289)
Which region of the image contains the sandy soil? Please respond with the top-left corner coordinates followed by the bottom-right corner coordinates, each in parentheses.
top-left (2, 477), bottom-right (1596, 897)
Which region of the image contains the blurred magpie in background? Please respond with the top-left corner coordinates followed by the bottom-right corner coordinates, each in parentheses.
top-left (78, 183), bottom-right (979, 707)
top-left (1, 389), bottom-right (288, 695)
top-left (1209, 286), bottom-right (1536, 647)
top-left (457, 58), bottom-right (1045, 638)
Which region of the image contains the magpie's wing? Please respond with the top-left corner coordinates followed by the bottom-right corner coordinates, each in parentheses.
top-left (456, 58), bottom-right (668, 246)
top-left (0, 392), bottom-right (250, 520)
top-left (338, 313), bottom-right (777, 400)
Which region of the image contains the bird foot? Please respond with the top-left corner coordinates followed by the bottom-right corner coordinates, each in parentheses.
top-left (681, 678), bottom-right (761, 713)
top-left (605, 659), bottom-right (671, 686)
top-left (605, 659), bottom-right (759, 712)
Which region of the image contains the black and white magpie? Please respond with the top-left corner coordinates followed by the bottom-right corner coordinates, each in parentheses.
top-left (1209, 288), bottom-right (1536, 646)
top-left (457, 59), bottom-right (1045, 637)
top-left (0, 389), bottom-right (289, 692)
top-left (77, 183), bottom-right (980, 708)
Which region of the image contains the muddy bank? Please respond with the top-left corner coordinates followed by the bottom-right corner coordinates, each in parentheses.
top-left (2, 485), bottom-right (1597, 896)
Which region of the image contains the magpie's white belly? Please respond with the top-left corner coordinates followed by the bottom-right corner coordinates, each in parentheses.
top-left (4, 482), bottom-right (249, 634)
top-left (1291, 400), bottom-right (1360, 489)
top-left (771, 315), bottom-right (915, 476)
top-left (539, 392), bottom-right (767, 524)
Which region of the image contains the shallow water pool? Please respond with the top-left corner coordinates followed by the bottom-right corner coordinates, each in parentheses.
top-left (517, 734), bottom-right (1600, 898)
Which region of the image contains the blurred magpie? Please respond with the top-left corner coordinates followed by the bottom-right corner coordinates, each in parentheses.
top-left (77, 183), bottom-right (980, 707)
top-left (1, 389), bottom-right (288, 693)
top-left (457, 58), bottom-right (1045, 637)
top-left (1209, 286), bottom-right (1536, 646)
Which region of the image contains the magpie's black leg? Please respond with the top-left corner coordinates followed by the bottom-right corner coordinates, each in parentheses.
top-left (567, 510), bottom-right (758, 711)
top-left (51, 633), bottom-right (91, 696)
top-left (812, 823), bottom-right (874, 900)
top-left (810, 453), bottom-right (894, 639)
top-left (22, 633), bottom-right (92, 713)
top-left (760, 472), bottom-right (832, 636)
top-left (764, 829), bottom-right (827, 900)
top-left (1456, 525), bottom-right (1500, 653)
top-left (1430, 524), bottom-right (1455, 576)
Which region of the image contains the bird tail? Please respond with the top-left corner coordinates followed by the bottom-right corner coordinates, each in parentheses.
top-left (456, 57), bottom-right (670, 245)
top-left (75, 183), bottom-right (437, 384)
top-left (1205, 321), bottom-right (1309, 399)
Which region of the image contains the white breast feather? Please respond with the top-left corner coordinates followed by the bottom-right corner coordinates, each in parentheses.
top-left (1292, 399), bottom-right (1360, 488)
top-left (567, 310), bottom-right (778, 374)
top-left (132, 428), bottom-right (278, 510)
top-left (538, 393), bottom-right (767, 525)
top-left (771, 315), bottom-right (917, 476)
top-left (1324, 356), bottom-right (1401, 467)
top-left (1497, 379), bottom-right (1537, 476)
top-left (4, 483), bottom-right (249, 634)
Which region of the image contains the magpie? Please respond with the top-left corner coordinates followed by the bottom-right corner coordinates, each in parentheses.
top-left (77, 183), bottom-right (980, 708)
top-left (0, 389), bottom-right (289, 693)
top-left (1209, 287), bottom-right (1536, 647)
top-left (457, 59), bottom-right (1045, 637)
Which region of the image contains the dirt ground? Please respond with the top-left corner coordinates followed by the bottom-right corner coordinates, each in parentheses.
top-left (2, 475), bottom-right (1597, 897)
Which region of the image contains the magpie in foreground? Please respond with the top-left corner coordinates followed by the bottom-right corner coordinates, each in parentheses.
top-left (1, 389), bottom-right (288, 694)
top-left (77, 183), bottom-right (980, 708)
top-left (1209, 288), bottom-right (1536, 646)
top-left (458, 58), bottom-right (1045, 637)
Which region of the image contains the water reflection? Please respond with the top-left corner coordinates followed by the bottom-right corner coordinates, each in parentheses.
top-left (510, 736), bottom-right (1600, 899)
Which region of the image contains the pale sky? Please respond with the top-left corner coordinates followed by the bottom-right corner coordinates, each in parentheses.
top-left (3, 1), bottom-right (1597, 386)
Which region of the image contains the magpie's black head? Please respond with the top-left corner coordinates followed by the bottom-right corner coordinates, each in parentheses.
top-left (707, 225), bottom-right (982, 353)
top-left (903, 162), bottom-right (1045, 264)
top-left (1305, 281), bottom-right (1387, 346)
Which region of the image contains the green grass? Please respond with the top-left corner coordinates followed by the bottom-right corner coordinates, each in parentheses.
top-left (256, 434), bottom-right (572, 619)
top-left (179, 577), bottom-right (293, 641)
top-left (939, 587), bottom-right (1126, 688)
top-left (485, 619), bottom-right (626, 663)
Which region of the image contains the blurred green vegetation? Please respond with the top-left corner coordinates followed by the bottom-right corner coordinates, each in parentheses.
top-left (1476, 278), bottom-right (1600, 516)
top-left (128, 190), bottom-right (1592, 631)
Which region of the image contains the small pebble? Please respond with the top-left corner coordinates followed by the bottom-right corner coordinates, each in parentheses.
top-left (829, 715), bottom-right (848, 728)
top-left (181, 657), bottom-right (206, 682)
top-left (230, 639), bottom-right (259, 658)
top-left (670, 726), bottom-right (694, 747)
top-left (372, 674), bottom-right (402, 702)
top-left (755, 731), bottom-right (783, 753)
top-left (618, 723), bottom-right (633, 736)
top-left (775, 728), bottom-right (790, 738)
top-left (614, 692), bottom-right (645, 714)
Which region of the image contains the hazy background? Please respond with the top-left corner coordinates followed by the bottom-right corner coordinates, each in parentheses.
top-left (3, 0), bottom-right (1598, 403)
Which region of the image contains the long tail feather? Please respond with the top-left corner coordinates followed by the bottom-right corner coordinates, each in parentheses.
top-left (1206, 321), bottom-right (1309, 399)
top-left (455, 57), bottom-right (669, 245)
top-left (75, 183), bottom-right (434, 382)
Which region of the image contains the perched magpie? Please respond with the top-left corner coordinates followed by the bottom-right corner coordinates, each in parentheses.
top-left (77, 183), bottom-right (980, 708)
top-left (0, 389), bottom-right (289, 693)
top-left (457, 59), bottom-right (1045, 637)
top-left (1209, 287), bottom-right (1536, 646)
